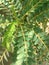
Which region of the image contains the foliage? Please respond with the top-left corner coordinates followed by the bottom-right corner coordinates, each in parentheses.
top-left (0, 0), bottom-right (49, 65)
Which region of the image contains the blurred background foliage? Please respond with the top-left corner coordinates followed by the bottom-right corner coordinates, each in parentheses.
top-left (0, 0), bottom-right (49, 65)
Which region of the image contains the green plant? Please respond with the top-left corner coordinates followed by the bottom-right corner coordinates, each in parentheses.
top-left (0, 0), bottom-right (49, 65)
